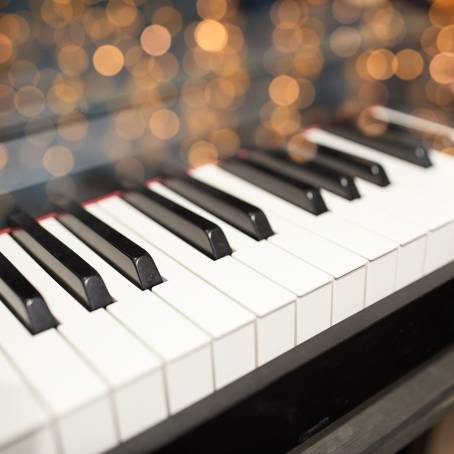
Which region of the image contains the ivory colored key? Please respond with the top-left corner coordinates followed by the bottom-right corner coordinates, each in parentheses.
top-left (0, 233), bottom-right (168, 441)
top-left (307, 128), bottom-right (454, 274)
top-left (153, 182), bottom-right (333, 344)
top-left (191, 165), bottom-right (368, 323)
top-left (97, 195), bottom-right (297, 366)
top-left (0, 347), bottom-right (57, 454)
top-left (41, 218), bottom-right (214, 413)
top-left (0, 296), bottom-right (117, 454)
top-left (86, 203), bottom-right (256, 389)
top-left (194, 164), bottom-right (398, 307)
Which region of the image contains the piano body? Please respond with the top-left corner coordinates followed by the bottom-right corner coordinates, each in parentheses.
top-left (0, 1), bottom-right (453, 453)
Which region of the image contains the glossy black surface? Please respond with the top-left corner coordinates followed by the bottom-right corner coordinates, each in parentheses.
top-left (295, 143), bottom-right (391, 187)
top-left (54, 199), bottom-right (163, 289)
top-left (0, 252), bottom-right (58, 334)
top-left (163, 174), bottom-right (274, 241)
top-left (254, 150), bottom-right (361, 200)
top-left (9, 210), bottom-right (112, 310)
top-left (122, 186), bottom-right (232, 260)
top-left (325, 120), bottom-right (433, 167)
top-left (220, 157), bottom-right (328, 215)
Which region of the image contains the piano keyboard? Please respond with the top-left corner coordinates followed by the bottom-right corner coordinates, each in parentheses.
top-left (1, 111), bottom-right (454, 454)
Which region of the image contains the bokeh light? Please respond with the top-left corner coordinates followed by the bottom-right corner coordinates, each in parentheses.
top-left (93, 45), bottom-right (124, 76)
top-left (140, 25), bottom-right (172, 57)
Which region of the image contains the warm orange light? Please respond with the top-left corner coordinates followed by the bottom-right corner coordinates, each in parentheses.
top-left (329, 26), bottom-right (361, 57)
top-left (0, 33), bottom-right (13, 64)
top-left (393, 49), bottom-right (424, 80)
top-left (106, 0), bottom-right (137, 27)
top-left (430, 52), bottom-right (454, 84)
top-left (93, 45), bottom-right (124, 76)
top-left (148, 109), bottom-right (180, 140)
top-left (153, 6), bottom-right (183, 36)
top-left (0, 145), bottom-right (8, 170)
top-left (140, 25), bottom-right (172, 57)
top-left (43, 145), bottom-right (74, 177)
top-left (269, 75), bottom-right (300, 106)
top-left (429, 0), bottom-right (454, 28)
top-left (58, 44), bottom-right (88, 76)
top-left (197, 0), bottom-right (228, 20)
top-left (366, 49), bottom-right (395, 80)
top-left (194, 19), bottom-right (228, 52)
top-left (437, 25), bottom-right (454, 53)
top-left (14, 86), bottom-right (45, 117)
top-left (188, 140), bottom-right (218, 167)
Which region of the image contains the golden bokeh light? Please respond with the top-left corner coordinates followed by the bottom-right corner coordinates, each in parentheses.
top-left (429, 52), bottom-right (454, 84)
top-left (58, 44), bottom-right (89, 76)
top-left (0, 14), bottom-right (30, 45)
top-left (366, 49), bottom-right (395, 80)
top-left (197, 0), bottom-right (228, 20)
top-left (93, 45), bottom-right (124, 76)
top-left (269, 75), bottom-right (300, 106)
top-left (14, 86), bottom-right (45, 117)
top-left (43, 145), bottom-right (75, 176)
top-left (187, 140), bottom-right (218, 167)
top-left (0, 33), bottom-right (13, 64)
top-left (194, 19), bottom-right (228, 52)
top-left (106, 0), bottom-right (138, 28)
top-left (0, 144), bottom-right (8, 170)
top-left (437, 25), bottom-right (454, 53)
top-left (329, 26), bottom-right (361, 58)
top-left (393, 49), bottom-right (424, 80)
top-left (429, 0), bottom-right (454, 28)
top-left (270, 0), bottom-right (307, 27)
top-left (148, 109), bottom-right (180, 140)
top-left (114, 109), bottom-right (146, 140)
top-left (140, 25), bottom-right (172, 57)
top-left (153, 6), bottom-right (183, 36)
top-left (209, 128), bottom-right (240, 158)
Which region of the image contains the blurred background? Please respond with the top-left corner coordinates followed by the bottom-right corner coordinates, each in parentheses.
top-left (0, 0), bottom-right (453, 194)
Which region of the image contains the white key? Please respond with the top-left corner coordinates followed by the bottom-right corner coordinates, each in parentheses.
top-left (0, 300), bottom-right (116, 454)
top-left (192, 165), bottom-right (388, 314)
top-left (0, 346), bottom-right (57, 454)
top-left (0, 232), bottom-right (168, 440)
top-left (321, 191), bottom-right (427, 289)
top-left (307, 128), bottom-right (454, 273)
top-left (86, 204), bottom-right (256, 389)
top-left (97, 195), bottom-right (296, 366)
top-left (40, 218), bottom-right (214, 414)
top-left (152, 183), bottom-right (333, 343)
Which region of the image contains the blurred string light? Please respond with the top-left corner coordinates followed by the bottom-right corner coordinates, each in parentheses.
top-left (0, 0), bottom-right (453, 179)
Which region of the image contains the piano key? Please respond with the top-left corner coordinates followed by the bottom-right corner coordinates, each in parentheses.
top-left (307, 128), bottom-right (454, 273)
top-left (122, 187), bottom-right (232, 260)
top-left (246, 149), bottom-right (361, 200)
top-left (86, 203), bottom-right (256, 389)
top-left (58, 309), bottom-right (167, 439)
top-left (9, 210), bottom-right (112, 311)
top-left (0, 348), bottom-right (57, 454)
top-left (53, 198), bottom-right (163, 290)
top-left (162, 173), bottom-right (274, 240)
top-left (324, 119), bottom-right (433, 167)
top-left (371, 106), bottom-right (454, 142)
top-left (0, 233), bottom-right (168, 440)
top-left (152, 183), bottom-right (333, 343)
top-left (0, 299), bottom-right (117, 454)
top-left (220, 156), bottom-right (328, 215)
top-left (41, 218), bottom-right (214, 413)
top-left (319, 193), bottom-right (427, 290)
top-left (290, 139), bottom-right (391, 186)
top-left (98, 195), bottom-right (296, 366)
top-left (0, 253), bottom-right (57, 334)
top-left (203, 163), bottom-right (399, 306)
top-left (191, 165), bottom-right (369, 323)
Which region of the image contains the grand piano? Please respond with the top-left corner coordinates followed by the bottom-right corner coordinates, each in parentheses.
top-left (0, 1), bottom-right (454, 453)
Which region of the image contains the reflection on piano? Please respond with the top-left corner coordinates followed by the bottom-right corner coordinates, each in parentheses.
top-left (0, 1), bottom-right (454, 454)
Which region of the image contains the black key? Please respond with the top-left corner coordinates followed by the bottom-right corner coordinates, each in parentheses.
top-left (252, 150), bottom-right (361, 200)
top-left (325, 120), bottom-right (432, 167)
top-left (122, 186), bottom-right (232, 260)
top-left (163, 174), bottom-right (274, 241)
top-left (0, 252), bottom-right (58, 334)
top-left (53, 199), bottom-right (163, 290)
top-left (220, 156), bottom-right (328, 215)
top-left (9, 210), bottom-right (112, 311)
top-left (290, 142), bottom-right (390, 187)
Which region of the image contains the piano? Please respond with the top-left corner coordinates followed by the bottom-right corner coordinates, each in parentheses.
top-left (0, 1), bottom-right (453, 454)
